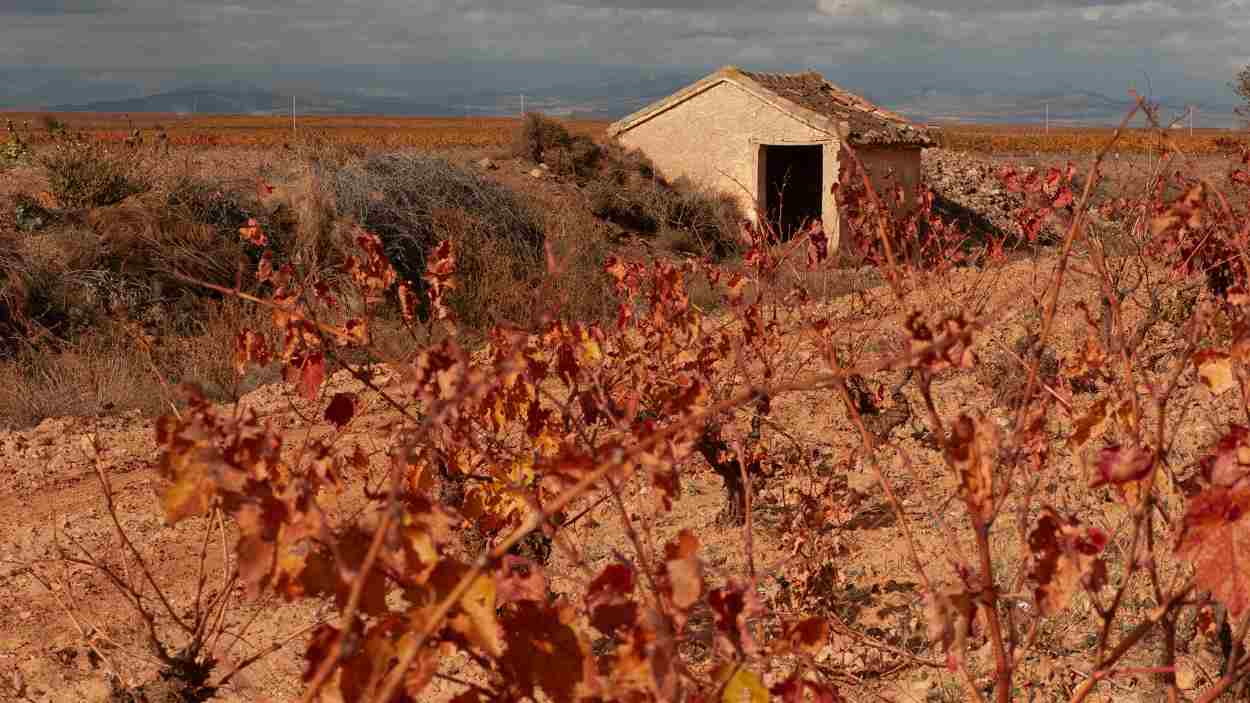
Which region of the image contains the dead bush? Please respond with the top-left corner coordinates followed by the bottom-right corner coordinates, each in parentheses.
top-left (0, 331), bottom-right (164, 428)
top-left (535, 201), bottom-right (617, 324)
top-left (513, 112), bottom-right (602, 181)
top-left (0, 225), bottom-right (140, 350)
top-left (587, 172), bottom-right (742, 259)
top-left (331, 153), bottom-right (544, 327)
top-left (0, 301), bottom-right (270, 428)
top-left (513, 112), bottom-right (572, 163)
top-left (0, 175), bottom-right (295, 355)
top-left (39, 134), bottom-right (150, 209)
top-left (586, 177), bottom-right (661, 232)
top-left (599, 141), bottom-right (656, 182)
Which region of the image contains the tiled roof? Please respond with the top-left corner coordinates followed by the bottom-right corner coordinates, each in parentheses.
top-left (608, 66), bottom-right (934, 148)
top-left (735, 68), bottom-right (932, 147)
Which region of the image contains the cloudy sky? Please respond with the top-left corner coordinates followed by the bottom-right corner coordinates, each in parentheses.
top-left (1, 0), bottom-right (1247, 107)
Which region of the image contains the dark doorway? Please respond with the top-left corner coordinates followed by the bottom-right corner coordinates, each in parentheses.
top-left (762, 144), bottom-right (822, 238)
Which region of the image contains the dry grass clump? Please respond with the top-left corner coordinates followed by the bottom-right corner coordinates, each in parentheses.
top-left (587, 172), bottom-right (743, 259)
top-left (512, 112), bottom-right (603, 181)
top-left (0, 137), bottom-right (621, 426)
top-left (331, 152), bottom-right (548, 327)
top-left (0, 169), bottom-right (293, 426)
top-left (39, 133), bottom-right (150, 209)
top-left (510, 112), bottom-right (744, 259)
top-left (1, 120), bottom-right (32, 172)
top-left (0, 301), bottom-right (269, 429)
top-left (0, 172), bottom-right (289, 348)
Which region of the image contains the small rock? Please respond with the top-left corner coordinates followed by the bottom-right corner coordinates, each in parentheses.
top-left (475, 157), bottom-right (498, 170)
top-left (538, 163), bottom-right (550, 171)
top-left (528, 168), bottom-right (545, 179)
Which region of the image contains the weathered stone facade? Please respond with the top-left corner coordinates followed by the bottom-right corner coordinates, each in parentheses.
top-left (608, 66), bottom-right (931, 250)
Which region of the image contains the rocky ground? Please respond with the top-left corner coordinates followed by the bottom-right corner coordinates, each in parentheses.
top-left (922, 148), bottom-right (1026, 237)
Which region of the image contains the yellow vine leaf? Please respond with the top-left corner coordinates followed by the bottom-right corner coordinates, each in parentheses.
top-left (1196, 351), bottom-right (1236, 396)
top-left (455, 573), bottom-right (503, 658)
top-left (158, 448), bottom-right (219, 525)
top-left (719, 666), bottom-right (769, 703)
top-left (578, 327), bottom-right (603, 365)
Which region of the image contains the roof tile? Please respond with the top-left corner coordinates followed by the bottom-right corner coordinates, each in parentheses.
top-left (738, 68), bottom-right (933, 147)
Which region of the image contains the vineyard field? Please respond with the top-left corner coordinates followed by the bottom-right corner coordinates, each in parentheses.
top-left (932, 121), bottom-right (1249, 155)
top-left (4, 110), bottom-right (1245, 155)
top-left (2, 112), bottom-right (610, 150)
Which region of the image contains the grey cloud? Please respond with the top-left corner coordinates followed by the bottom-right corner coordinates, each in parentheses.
top-left (0, 0), bottom-right (125, 14)
top-left (1, 0), bottom-right (1246, 107)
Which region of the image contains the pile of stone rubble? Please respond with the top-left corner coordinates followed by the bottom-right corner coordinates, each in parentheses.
top-left (920, 148), bottom-right (1027, 238)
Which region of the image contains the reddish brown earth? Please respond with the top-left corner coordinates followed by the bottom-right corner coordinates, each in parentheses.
top-left (2, 133), bottom-right (1246, 701)
top-left (1, 247), bottom-right (1234, 702)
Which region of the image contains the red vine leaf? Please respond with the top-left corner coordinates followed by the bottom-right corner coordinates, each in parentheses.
top-left (1201, 425), bottom-right (1250, 488)
top-left (1028, 507), bottom-right (1108, 616)
top-left (429, 561), bottom-right (503, 658)
top-left (925, 590), bottom-right (978, 671)
top-left (944, 413), bottom-right (998, 525)
top-left (1177, 486), bottom-right (1250, 617)
top-left (709, 579), bottom-right (760, 657)
top-left (1090, 444), bottom-right (1155, 488)
top-left (661, 530), bottom-right (704, 612)
top-left (324, 392), bottom-right (357, 429)
top-left (1151, 183), bottom-right (1206, 236)
top-left (774, 617), bottom-right (828, 655)
top-left (286, 352), bottom-right (326, 401)
top-left (499, 601), bottom-right (596, 703)
top-left (771, 675), bottom-right (843, 703)
top-left (586, 563), bottom-right (638, 636)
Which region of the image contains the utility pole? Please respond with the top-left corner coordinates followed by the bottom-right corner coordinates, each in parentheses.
top-left (1045, 103), bottom-right (1049, 136)
top-left (292, 95), bottom-right (296, 138)
top-left (1189, 104), bottom-right (1194, 137)
top-left (520, 94), bottom-right (525, 116)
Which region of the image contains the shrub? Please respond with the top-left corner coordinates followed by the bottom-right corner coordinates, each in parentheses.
top-left (0, 225), bottom-right (132, 351)
top-left (162, 174), bottom-right (307, 277)
top-left (0, 120), bottom-right (30, 172)
top-left (586, 170), bottom-right (742, 259)
top-left (331, 153), bottom-right (545, 327)
top-left (86, 187), bottom-right (260, 322)
top-left (39, 114), bottom-right (66, 133)
top-left (0, 175), bottom-right (292, 355)
top-left (39, 133), bottom-right (150, 209)
top-left (0, 301), bottom-right (269, 428)
top-left (513, 111), bottom-right (572, 163)
top-left (513, 112), bottom-right (603, 181)
top-left (586, 177), bottom-right (661, 233)
top-left (600, 140), bottom-right (656, 181)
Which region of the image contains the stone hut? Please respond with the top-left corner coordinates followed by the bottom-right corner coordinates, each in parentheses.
top-left (606, 65), bottom-right (934, 247)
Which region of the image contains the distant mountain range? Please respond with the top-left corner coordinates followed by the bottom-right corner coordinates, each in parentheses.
top-left (11, 71), bottom-right (1243, 128)
top-left (890, 87), bottom-right (1239, 128)
top-left (50, 85), bottom-right (466, 118)
top-left (38, 76), bottom-right (696, 121)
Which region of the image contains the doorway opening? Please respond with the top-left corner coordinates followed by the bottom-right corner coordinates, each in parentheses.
top-left (760, 144), bottom-right (823, 239)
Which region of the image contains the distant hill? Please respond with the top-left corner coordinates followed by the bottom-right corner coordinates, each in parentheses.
top-left (890, 87), bottom-right (1241, 129)
top-left (46, 72), bottom-right (702, 121)
top-left (39, 75), bottom-right (1245, 129)
top-left (51, 84), bottom-right (464, 117)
